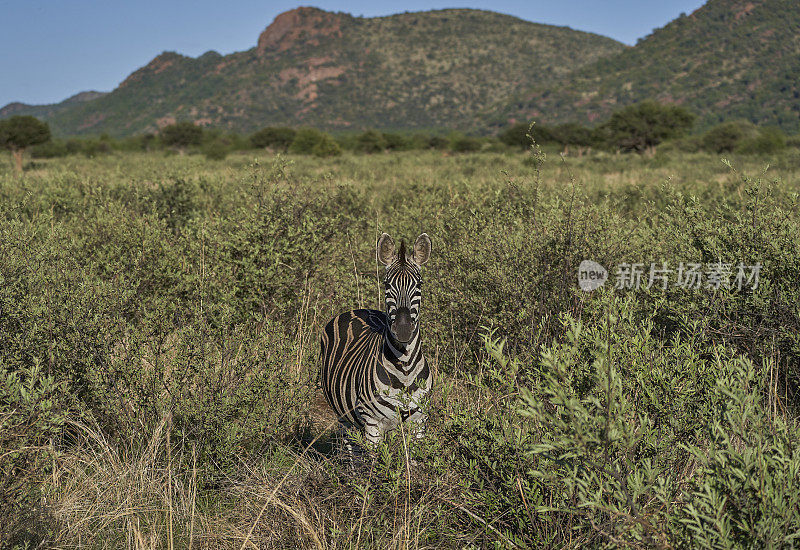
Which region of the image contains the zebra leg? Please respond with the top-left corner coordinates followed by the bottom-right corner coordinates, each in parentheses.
top-left (407, 409), bottom-right (427, 440)
top-left (334, 423), bottom-right (371, 473)
top-left (363, 420), bottom-right (383, 445)
top-left (334, 423), bottom-right (358, 465)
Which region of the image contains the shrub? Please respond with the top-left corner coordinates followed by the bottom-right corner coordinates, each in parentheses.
top-left (65, 139), bottom-right (85, 155)
top-left (465, 300), bottom-right (800, 547)
top-left (427, 135), bottom-right (449, 149)
top-left (203, 140), bottom-right (229, 160)
top-left (250, 126), bottom-right (297, 151)
top-left (288, 128), bottom-right (328, 154)
top-left (737, 127), bottom-right (787, 155)
top-left (450, 135), bottom-right (482, 152)
top-left (499, 122), bottom-right (534, 149)
top-left (311, 134), bottom-right (342, 157)
top-left (3, 149), bottom-right (800, 546)
top-left (1, 361), bottom-right (66, 543)
top-left (701, 121), bottom-right (756, 153)
top-left (160, 121), bottom-right (203, 153)
top-left (354, 130), bottom-right (387, 153)
top-left (80, 138), bottom-right (112, 157)
top-left (597, 100), bottom-right (696, 152)
top-left (381, 132), bottom-right (408, 150)
top-left (658, 134), bottom-right (702, 153)
top-left (138, 133), bottom-right (157, 151)
top-left (31, 140), bottom-right (69, 158)
top-left (551, 122), bottom-right (595, 147)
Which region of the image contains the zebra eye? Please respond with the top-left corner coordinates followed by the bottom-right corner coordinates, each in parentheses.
top-left (384, 281), bottom-right (391, 289)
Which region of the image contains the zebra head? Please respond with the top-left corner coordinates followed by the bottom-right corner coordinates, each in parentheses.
top-left (376, 233), bottom-right (431, 344)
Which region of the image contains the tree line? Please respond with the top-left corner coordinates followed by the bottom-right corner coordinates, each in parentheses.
top-left (499, 100), bottom-right (792, 156)
top-left (2, 100), bottom-right (797, 172)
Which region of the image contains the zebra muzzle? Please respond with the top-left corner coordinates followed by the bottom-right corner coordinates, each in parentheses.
top-left (391, 307), bottom-right (414, 343)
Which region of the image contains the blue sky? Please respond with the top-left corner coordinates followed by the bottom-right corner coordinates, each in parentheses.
top-left (0, 0), bottom-right (707, 107)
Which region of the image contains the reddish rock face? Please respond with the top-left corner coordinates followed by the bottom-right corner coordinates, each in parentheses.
top-left (257, 7), bottom-right (344, 54)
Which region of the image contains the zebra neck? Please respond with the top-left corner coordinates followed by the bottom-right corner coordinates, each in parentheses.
top-left (384, 328), bottom-right (421, 364)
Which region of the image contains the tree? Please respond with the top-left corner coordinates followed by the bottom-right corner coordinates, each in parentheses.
top-left (737, 127), bottom-right (786, 155)
top-left (381, 132), bottom-right (408, 151)
top-left (499, 122), bottom-right (560, 149)
top-left (356, 130), bottom-right (387, 153)
top-left (250, 127), bottom-right (296, 152)
top-left (450, 135), bottom-right (483, 153)
top-left (311, 134), bottom-right (342, 157)
top-left (288, 128), bottom-right (328, 154)
top-left (551, 123), bottom-right (595, 148)
top-left (499, 123), bottom-right (532, 149)
top-left (0, 116), bottom-right (51, 173)
top-left (598, 101), bottom-right (695, 153)
top-left (203, 140), bottom-right (230, 160)
top-left (427, 135), bottom-right (449, 150)
top-left (160, 121), bottom-right (203, 154)
top-left (701, 121), bottom-right (752, 153)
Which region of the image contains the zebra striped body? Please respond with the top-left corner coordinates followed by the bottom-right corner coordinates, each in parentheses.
top-left (320, 309), bottom-right (428, 442)
top-left (320, 233), bottom-right (431, 444)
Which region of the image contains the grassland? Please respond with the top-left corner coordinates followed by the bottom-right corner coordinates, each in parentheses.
top-left (2, 146), bottom-right (800, 548)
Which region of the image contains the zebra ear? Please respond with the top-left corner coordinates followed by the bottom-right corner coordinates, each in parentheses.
top-left (377, 233), bottom-right (395, 266)
top-left (412, 233), bottom-right (431, 266)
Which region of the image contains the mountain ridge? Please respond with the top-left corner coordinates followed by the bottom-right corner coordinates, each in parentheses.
top-left (4, 1), bottom-right (798, 136)
top-left (0, 7), bottom-right (625, 136)
top-left (492, 0), bottom-right (800, 132)
top-left (0, 91), bottom-right (108, 118)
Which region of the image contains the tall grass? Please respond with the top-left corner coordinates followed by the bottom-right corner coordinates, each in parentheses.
top-left (1, 147), bottom-right (800, 547)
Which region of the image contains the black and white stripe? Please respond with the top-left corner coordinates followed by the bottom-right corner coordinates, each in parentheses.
top-left (320, 233), bottom-right (432, 444)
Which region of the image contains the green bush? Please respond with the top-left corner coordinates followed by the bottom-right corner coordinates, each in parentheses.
top-left (660, 134), bottom-right (703, 153)
top-left (0, 361), bottom-right (66, 543)
top-left (160, 121), bottom-right (203, 153)
top-left (381, 132), bottom-right (408, 150)
top-left (312, 133), bottom-right (342, 157)
top-left (551, 122), bottom-right (595, 147)
top-left (701, 121), bottom-right (756, 153)
top-left (356, 130), bottom-right (387, 153)
top-left (250, 126), bottom-right (297, 151)
top-left (737, 127), bottom-right (787, 155)
top-left (288, 127), bottom-right (329, 154)
top-left (450, 135), bottom-right (483, 152)
top-left (31, 140), bottom-right (70, 158)
top-left (439, 294), bottom-right (800, 547)
top-left (2, 149), bottom-right (799, 546)
top-left (427, 135), bottom-right (449, 149)
top-left (499, 122), bottom-right (534, 149)
top-left (202, 140), bottom-right (230, 160)
top-left (597, 100), bottom-right (696, 152)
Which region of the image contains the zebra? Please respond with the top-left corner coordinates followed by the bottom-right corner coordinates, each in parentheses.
top-left (320, 232), bottom-right (432, 451)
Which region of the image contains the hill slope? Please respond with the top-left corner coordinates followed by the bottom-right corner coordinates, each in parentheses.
top-left (0, 91), bottom-right (108, 120)
top-left (493, 0), bottom-right (800, 132)
top-left (0, 8), bottom-right (624, 136)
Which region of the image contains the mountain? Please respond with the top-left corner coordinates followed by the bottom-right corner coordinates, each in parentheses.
top-left (493, 0), bottom-right (800, 132)
top-left (0, 8), bottom-right (624, 137)
top-left (0, 91), bottom-right (108, 119)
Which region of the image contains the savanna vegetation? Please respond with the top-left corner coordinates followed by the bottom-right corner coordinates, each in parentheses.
top-left (2, 132), bottom-right (800, 548)
top-left (26, 99), bottom-right (799, 166)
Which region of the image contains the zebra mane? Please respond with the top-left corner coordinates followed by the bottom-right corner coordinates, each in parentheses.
top-left (397, 240), bottom-right (406, 266)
